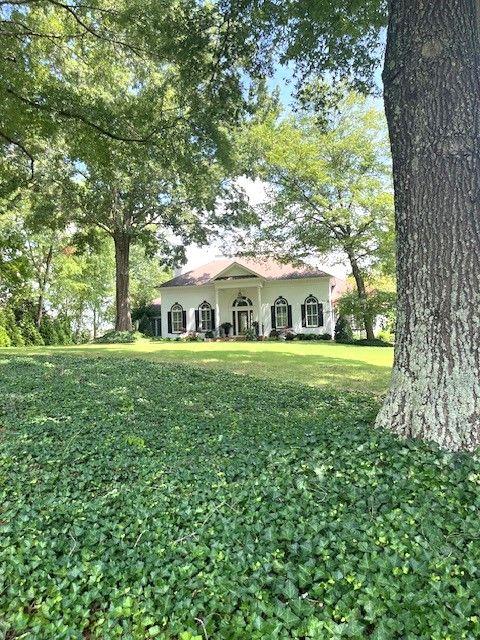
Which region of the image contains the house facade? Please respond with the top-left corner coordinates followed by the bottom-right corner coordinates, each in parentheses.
top-left (151, 258), bottom-right (344, 338)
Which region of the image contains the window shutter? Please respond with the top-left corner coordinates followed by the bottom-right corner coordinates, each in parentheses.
top-left (270, 306), bottom-right (276, 330)
top-left (167, 312), bottom-right (172, 334)
top-left (182, 310), bottom-right (187, 330)
top-left (232, 311), bottom-right (236, 336)
top-left (301, 304), bottom-right (306, 328)
top-left (318, 303), bottom-right (324, 327)
top-left (195, 309), bottom-right (200, 331)
top-left (211, 309), bottom-right (216, 330)
top-left (287, 305), bottom-right (292, 328)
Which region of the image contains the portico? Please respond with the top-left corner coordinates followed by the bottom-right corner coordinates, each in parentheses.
top-left (213, 280), bottom-right (264, 336)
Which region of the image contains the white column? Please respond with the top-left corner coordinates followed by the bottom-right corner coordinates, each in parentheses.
top-left (257, 285), bottom-right (262, 336)
top-left (215, 286), bottom-right (220, 335)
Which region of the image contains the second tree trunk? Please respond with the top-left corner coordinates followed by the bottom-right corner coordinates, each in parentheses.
top-left (114, 232), bottom-right (132, 332)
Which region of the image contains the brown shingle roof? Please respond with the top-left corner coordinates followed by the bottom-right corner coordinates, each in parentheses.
top-left (160, 257), bottom-right (334, 288)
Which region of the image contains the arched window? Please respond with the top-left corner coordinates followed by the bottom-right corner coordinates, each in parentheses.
top-left (305, 295), bottom-right (319, 327)
top-left (274, 297), bottom-right (289, 329)
top-left (233, 295), bottom-right (253, 307)
top-left (171, 303), bottom-right (184, 333)
top-left (199, 301), bottom-right (212, 331)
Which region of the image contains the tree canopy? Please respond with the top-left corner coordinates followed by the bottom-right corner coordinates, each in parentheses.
top-left (237, 92), bottom-right (394, 339)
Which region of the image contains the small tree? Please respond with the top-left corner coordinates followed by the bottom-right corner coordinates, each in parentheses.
top-left (336, 280), bottom-right (396, 339)
top-left (240, 92), bottom-right (394, 341)
top-left (74, 148), bottom-right (247, 331)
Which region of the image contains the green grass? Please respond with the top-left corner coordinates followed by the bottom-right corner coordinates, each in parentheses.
top-left (1, 355), bottom-right (480, 639)
top-left (1, 340), bottom-right (393, 395)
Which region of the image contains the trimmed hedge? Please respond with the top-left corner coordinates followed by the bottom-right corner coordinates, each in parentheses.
top-left (1, 355), bottom-right (479, 639)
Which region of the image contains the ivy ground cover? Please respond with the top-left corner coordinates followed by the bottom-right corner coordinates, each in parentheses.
top-left (1, 355), bottom-right (479, 639)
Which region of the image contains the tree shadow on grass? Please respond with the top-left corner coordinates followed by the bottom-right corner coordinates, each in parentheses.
top-left (22, 344), bottom-right (392, 396)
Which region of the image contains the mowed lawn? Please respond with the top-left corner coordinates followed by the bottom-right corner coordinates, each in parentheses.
top-left (1, 354), bottom-right (480, 639)
top-left (2, 340), bottom-right (393, 395)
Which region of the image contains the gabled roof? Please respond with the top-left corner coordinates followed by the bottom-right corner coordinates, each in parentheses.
top-left (160, 257), bottom-right (334, 288)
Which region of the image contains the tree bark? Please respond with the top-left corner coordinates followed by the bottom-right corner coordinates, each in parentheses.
top-left (376, 0), bottom-right (480, 451)
top-left (93, 307), bottom-right (98, 340)
top-left (36, 244), bottom-right (54, 328)
top-left (347, 251), bottom-right (376, 340)
top-left (113, 231), bottom-right (132, 331)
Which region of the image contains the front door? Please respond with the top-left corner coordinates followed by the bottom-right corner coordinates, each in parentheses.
top-left (237, 310), bottom-right (250, 335)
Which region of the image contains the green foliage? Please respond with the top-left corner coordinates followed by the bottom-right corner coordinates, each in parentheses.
top-left (1, 355), bottom-right (479, 639)
top-left (94, 330), bottom-right (144, 344)
top-left (337, 287), bottom-right (396, 334)
top-left (243, 326), bottom-right (257, 341)
top-left (53, 317), bottom-right (74, 345)
top-left (335, 316), bottom-right (353, 343)
top-left (296, 333), bottom-right (332, 341)
top-left (3, 307), bottom-right (25, 346)
top-left (184, 331), bottom-right (201, 342)
top-left (132, 303), bottom-right (161, 337)
top-left (19, 314), bottom-right (44, 346)
top-left (0, 325), bottom-right (11, 347)
top-left (39, 316), bottom-right (59, 346)
top-left (354, 338), bottom-right (393, 347)
top-left (377, 330), bottom-right (394, 344)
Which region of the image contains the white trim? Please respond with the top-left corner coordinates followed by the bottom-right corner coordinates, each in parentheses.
top-left (209, 261), bottom-right (263, 282)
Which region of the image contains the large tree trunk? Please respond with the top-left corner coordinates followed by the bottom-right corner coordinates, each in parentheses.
top-left (376, 0), bottom-right (480, 451)
top-left (348, 252), bottom-right (376, 341)
top-left (113, 231), bottom-right (132, 331)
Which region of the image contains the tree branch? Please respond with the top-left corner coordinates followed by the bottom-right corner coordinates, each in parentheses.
top-left (0, 128), bottom-right (34, 179)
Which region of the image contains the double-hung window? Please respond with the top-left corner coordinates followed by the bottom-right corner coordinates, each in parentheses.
top-left (275, 298), bottom-right (288, 329)
top-left (199, 302), bottom-right (212, 331)
top-left (171, 303), bottom-right (183, 333)
top-left (305, 296), bottom-right (319, 327)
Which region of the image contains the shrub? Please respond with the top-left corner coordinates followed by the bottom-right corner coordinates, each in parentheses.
top-left (354, 337), bottom-right (393, 347)
top-left (378, 330), bottom-right (395, 344)
top-left (185, 331), bottom-right (200, 342)
top-left (0, 325), bottom-right (11, 347)
top-left (74, 329), bottom-right (91, 344)
top-left (320, 333), bottom-right (332, 341)
top-left (40, 316), bottom-right (59, 346)
top-left (19, 315), bottom-right (44, 346)
top-left (3, 307), bottom-right (25, 346)
top-left (284, 331), bottom-right (296, 341)
top-left (269, 329), bottom-right (280, 339)
top-left (243, 327), bottom-right (257, 341)
top-left (94, 330), bottom-right (142, 344)
top-left (138, 313), bottom-right (154, 336)
top-left (334, 315), bottom-right (353, 343)
top-left (204, 330), bottom-right (214, 339)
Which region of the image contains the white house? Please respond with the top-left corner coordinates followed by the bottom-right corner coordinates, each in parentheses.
top-left (151, 257), bottom-right (345, 338)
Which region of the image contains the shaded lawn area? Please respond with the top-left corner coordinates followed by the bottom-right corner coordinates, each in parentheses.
top-left (1, 355), bottom-right (479, 639)
top-left (1, 340), bottom-right (393, 395)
